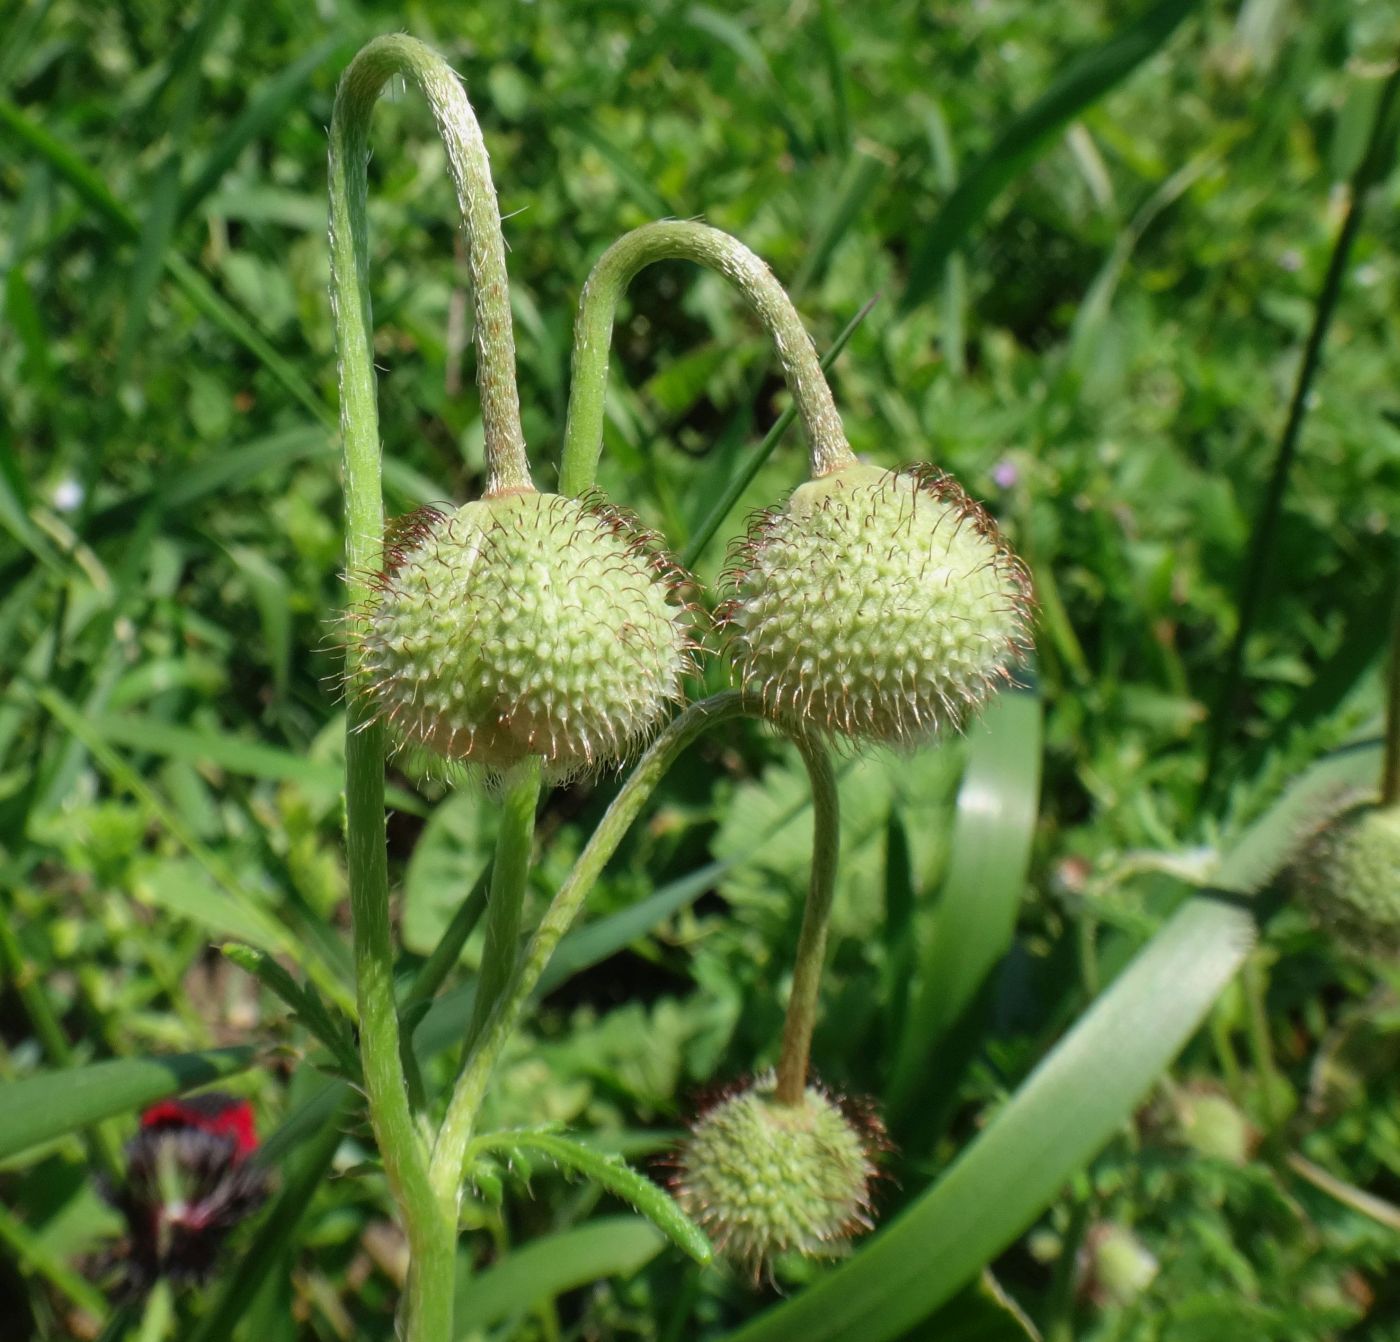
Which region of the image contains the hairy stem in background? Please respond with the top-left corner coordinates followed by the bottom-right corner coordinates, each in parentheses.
top-left (462, 761), bottom-right (542, 1066)
top-left (560, 221), bottom-right (856, 497)
top-left (1204, 65), bottom-right (1400, 800)
top-left (431, 692), bottom-right (748, 1198)
top-left (330, 33), bottom-right (531, 1338)
top-left (1382, 576), bottom-right (1400, 807)
top-left (775, 735), bottom-right (840, 1105)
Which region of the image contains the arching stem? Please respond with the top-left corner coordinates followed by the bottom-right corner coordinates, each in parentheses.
top-left (1382, 576), bottom-right (1400, 808)
top-left (329, 33), bottom-right (531, 1339)
top-left (559, 220), bottom-right (855, 497)
top-left (331, 33), bottom-right (530, 519)
top-left (774, 734), bottom-right (840, 1105)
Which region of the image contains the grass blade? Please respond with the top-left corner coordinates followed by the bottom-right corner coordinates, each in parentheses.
top-left (1204, 66), bottom-right (1400, 795)
top-left (887, 686), bottom-right (1042, 1125)
top-left (0, 1049), bottom-right (255, 1163)
top-left (901, 0), bottom-right (1197, 312)
top-left (179, 34), bottom-right (351, 222)
top-left (454, 1217), bottom-right (664, 1330)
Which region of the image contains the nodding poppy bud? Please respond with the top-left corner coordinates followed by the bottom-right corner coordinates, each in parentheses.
top-left (670, 1074), bottom-right (884, 1276)
top-left (105, 1093), bottom-right (269, 1291)
top-left (718, 463), bottom-right (1032, 747)
top-left (352, 491), bottom-right (698, 779)
top-left (1291, 801), bottom-right (1400, 959)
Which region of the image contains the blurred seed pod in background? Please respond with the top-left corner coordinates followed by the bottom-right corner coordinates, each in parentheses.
top-left (1290, 800), bottom-right (1400, 960)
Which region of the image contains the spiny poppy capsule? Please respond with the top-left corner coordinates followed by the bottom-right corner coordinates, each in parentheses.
top-left (105, 1092), bottom-right (269, 1290)
top-left (1291, 802), bottom-right (1400, 959)
top-left (718, 462), bottom-right (1033, 747)
top-left (353, 491), bottom-right (698, 779)
top-left (670, 1074), bottom-right (884, 1276)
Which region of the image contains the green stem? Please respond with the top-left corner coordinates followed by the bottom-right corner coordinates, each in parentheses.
top-left (1382, 576), bottom-right (1400, 808)
top-left (774, 735), bottom-right (840, 1105)
top-left (330, 34), bottom-right (530, 518)
top-left (1242, 955), bottom-right (1282, 1135)
top-left (464, 760), bottom-right (542, 1059)
top-left (330, 32), bottom-right (531, 1338)
top-left (1204, 65), bottom-right (1400, 798)
top-left (559, 220), bottom-right (855, 497)
top-left (430, 692), bottom-right (748, 1199)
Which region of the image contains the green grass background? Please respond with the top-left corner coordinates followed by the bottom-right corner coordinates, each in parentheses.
top-left (2, 0), bottom-right (1399, 1339)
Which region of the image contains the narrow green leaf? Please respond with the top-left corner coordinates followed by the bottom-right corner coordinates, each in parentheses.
top-left (471, 1129), bottom-right (711, 1264)
top-left (888, 687), bottom-right (1042, 1120)
top-left (901, 0), bottom-right (1197, 312)
top-left (0, 1201), bottom-right (109, 1322)
top-left (791, 147), bottom-right (888, 296)
top-left (538, 860), bottom-right (729, 992)
top-left (221, 944), bottom-right (360, 1079)
top-left (0, 1049), bottom-right (255, 1163)
top-left (453, 1216), bottom-right (664, 1328)
top-left (726, 895), bottom-right (1254, 1342)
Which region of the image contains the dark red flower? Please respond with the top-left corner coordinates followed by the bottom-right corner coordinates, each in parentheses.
top-left (105, 1092), bottom-right (270, 1291)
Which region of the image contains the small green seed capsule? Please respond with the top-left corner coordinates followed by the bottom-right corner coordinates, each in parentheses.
top-left (718, 463), bottom-right (1032, 745)
top-left (1078, 1223), bottom-right (1159, 1309)
top-left (672, 1074), bottom-right (883, 1275)
top-left (353, 491), bottom-right (695, 778)
top-left (1174, 1088), bottom-right (1253, 1166)
top-left (1292, 802), bottom-right (1400, 959)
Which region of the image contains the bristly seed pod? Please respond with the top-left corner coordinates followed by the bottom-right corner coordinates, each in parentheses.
top-left (1290, 801), bottom-right (1400, 959)
top-left (718, 462), bottom-right (1033, 746)
top-left (352, 490), bottom-right (697, 778)
top-left (670, 1073), bottom-right (885, 1277)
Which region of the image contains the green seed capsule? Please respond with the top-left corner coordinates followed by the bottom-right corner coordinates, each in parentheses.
top-left (672, 1074), bottom-right (882, 1274)
top-left (353, 491), bottom-right (696, 778)
top-left (719, 463), bottom-right (1033, 745)
top-left (1292, 802), bottom-right (1400, 959)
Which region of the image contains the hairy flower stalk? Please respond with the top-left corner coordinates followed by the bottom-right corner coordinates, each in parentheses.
top-left (560, 220), bottom-right (857, 497)
top-left (329, 34), bottom-right (534, 1340)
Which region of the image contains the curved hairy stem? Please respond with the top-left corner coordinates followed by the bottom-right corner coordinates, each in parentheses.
top-left (330, 32), bottom-right (531, 1338)
top-left (331, 34), bottom-right (530, 513)
top-left (774, 734), bottom-right (840, 1105)
top-left (431, 692), bottom-right (749, 1202)
top-left (559, 220), bottom-right (855, 497)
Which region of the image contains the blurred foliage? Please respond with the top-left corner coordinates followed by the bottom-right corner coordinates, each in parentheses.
top-left (2, 0), bottom-right (1399, 1338)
